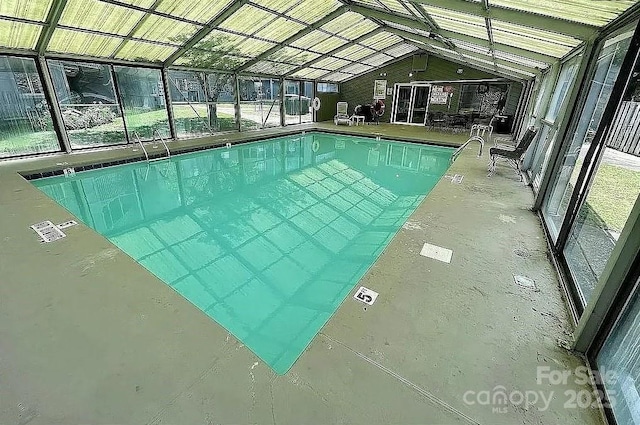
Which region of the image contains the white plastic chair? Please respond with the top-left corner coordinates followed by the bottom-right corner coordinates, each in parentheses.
top-left (334, 102), bottom-right (351, 125)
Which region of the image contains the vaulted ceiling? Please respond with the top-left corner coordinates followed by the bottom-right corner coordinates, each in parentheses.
top-left (1, 0), bottom-right (637, 82)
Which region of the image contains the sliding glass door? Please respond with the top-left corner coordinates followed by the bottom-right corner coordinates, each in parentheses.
top-left (391, 84), bottom-right (430, 125)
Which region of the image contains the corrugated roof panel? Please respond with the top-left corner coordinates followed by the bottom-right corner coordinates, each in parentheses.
top-left (490, 0), bottom-right (636, 27)
top-left (291, 30), bottom-right (331, 49)
top-left (322, 71), bottom-right (354, 82)
top-left (384, 43), bottom-right (418, 57)
top-left (155, 0), bottom-right (234, 23)
top-left (254, 17), bottom-right (305, 43)
top-left (308, 36), bottom-right (345, 54)
top-left (59, 0), bottom-right (144, 36)
top-left (313, 57), bottom-right (351, 70)
top-left (0, 0), bottom-right (53, 22)
top-left (290, 67), bottom-right (331, 79)
top-left (234, 38), bottom-right (277, 57)
top-left (115, 40), bottom-right (178, 62)
top-left (321, 11), bottom-right (367, 34)
top-left (219, 4), bottom-right (276, 35)
top-left (336, 20), bottom-right (379, 40)
top-left (0, 19), bottom-right (42, 49)
top-left (333, 45), bottom-right (376, 61)
top-left (48, 28), bottom-right (123, 56)
top-left (267, 47), bottom-right (320, 65)
top-left (287, 0), bottom-right (341, 23)
top-left (132, 15), bottom-right (200, 44)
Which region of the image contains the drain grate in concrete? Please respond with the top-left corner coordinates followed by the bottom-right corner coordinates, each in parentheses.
top-left (420, 243), bottom-right (453, 263)
top-left (514, 274), bottom-right (536, 289)
top-left (30, 220), bottom-right (66, 243)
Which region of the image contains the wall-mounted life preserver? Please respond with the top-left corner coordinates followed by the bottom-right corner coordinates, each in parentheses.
top-left (311, 140), bottom-right (320, 152)
top-left (312, 97), bottom-right (321, 111)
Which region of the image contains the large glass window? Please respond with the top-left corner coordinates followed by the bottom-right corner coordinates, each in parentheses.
top-left (529, 55), bottom-right (581, 189)
top-left (597, 278), bottom-right (640, 425)
top-left (284, 79), bottom-right (301, 125)
top-left (114, 67), bottom-right (169, 141)
top-left (167, 70), bottom-right (236, 139)
top-left (48, 60), bottom-right (126, 148)
top-left (543, 28), bottom-right (634, 240)
top-left (0, 56), bottom-right (59, 158)
top-left (563, 52), bottom-right (640, 303)
top-left (239, 77), bottom-right (281, 130)
top-left (301, 81), bottom-right (314, 124)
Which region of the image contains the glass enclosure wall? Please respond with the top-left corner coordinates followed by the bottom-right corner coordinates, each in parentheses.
top-left (239, 76), bottom-right (281, 130)
top-left (0, 56), bottom-right (59, 157)
top-left (48, 60), bottom-right (127, 148)
top-left (563, 52), bottom-right (640, 303)
top-left (167, 70), bottom-right (209, 139)
top-left (114, 66), bottom-right (169, 140)
top-left (527, 54), bottom-right (581, 190)
top-left (596, 277), bottom-right (640, 425)
top-left (166, 70), bottom-right (236, 139)
top-left (543, 27), bottom-right (635, 241)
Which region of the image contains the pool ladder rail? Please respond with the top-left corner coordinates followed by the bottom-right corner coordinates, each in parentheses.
top-left (133, 130), bottom-right (171, 162)
top-left (450, 124), bottom-right (493, 163)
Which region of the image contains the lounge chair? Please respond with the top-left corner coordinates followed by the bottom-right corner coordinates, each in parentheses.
top-left (488, 127), bottom-right (538, 180)
top-left (334, 102), bottom-right (351, 125)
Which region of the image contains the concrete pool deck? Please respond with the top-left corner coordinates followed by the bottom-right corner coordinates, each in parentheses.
top-left (0, 124), bottom-right (605, 425)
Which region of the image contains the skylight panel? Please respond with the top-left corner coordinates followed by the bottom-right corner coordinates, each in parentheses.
top-left (251, 0), bottom-right (298, 14)
top-left (366, 32), bottom-right (403, 50)
top-left (291, 30), bottom-right (331, 49)
top-left (321, 12), bottom-right (366, 34)
top-left (196, 30), bottom-right (245, 51)
top-left (245, 61), bottom-right (297, 75)
top-left (360, 52), bottom-right (393, 66)
top-left (492, 20), bottom-right (580, 57)
top-left (115, 40), bottom-right (177, 62)
top-left (336, 20), bottom-right (379, 40)
top-left (155, 0), bottom-right (234, 23)
top-left (340, 63), bottom-right (373, 75)
top-left (0, 0), bottom-right (53, 21)
top-left (334, 45), bottom-right (376, 61)
top-left (59, 0), bottom-right (144, 36)
top-left (322, 72), bottom-right (353, 82)
top-left (313, 57), bottom-right (351, 71)
top-left (490, 0), bottom-right (636, 27)
top-left (219, 5), bottom-right (276, 36)
top-left (234, 38), bottom-right (276, 57)
top-left (254, 17), bottom-right (305, 43)
top-left (422, 5), bottom-right (488, 40)
top-left (47, 28), bottom-right (122, 56)
top-left (308, 36), bottom-right (345, 54)
top-left (132, 15), bottom-right (200, 44)
top-left (384, 43), bottom-right (418, 57)
top-left (287, 0), bottom-right (341, 24)
top-left (290, 68), bottom-right (331, 79)
top-left (376, 0), bottom-right (412, 15)
top-left (0, 19), bottom-right (42, 49)
top-left (267, 47), bottom-right (320, 65)
top-left (383, 21), bottom-right (430, 38)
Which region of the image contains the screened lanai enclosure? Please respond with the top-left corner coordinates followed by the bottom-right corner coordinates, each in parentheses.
top-left (2, 1), bottom-right (640, 425)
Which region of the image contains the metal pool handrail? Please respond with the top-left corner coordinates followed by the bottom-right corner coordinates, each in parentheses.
top-left (133, 131), bottom-right (149, 162)
top-left (451, 135), bottom-right (485, 163)
top-left (152, 129), bottom-right (171, 160)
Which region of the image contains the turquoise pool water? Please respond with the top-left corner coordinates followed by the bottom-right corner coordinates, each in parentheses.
top-left (34, 132), bottom-right (452, 374)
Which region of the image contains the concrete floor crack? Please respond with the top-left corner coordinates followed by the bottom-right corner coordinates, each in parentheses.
top-left (319, 332), bottom-right (481, 425)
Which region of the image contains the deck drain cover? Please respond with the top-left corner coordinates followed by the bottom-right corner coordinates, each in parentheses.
top-left (514, 274), bottom-right (536, 289)
top-left (31, 220), bottom-right (66, 243)
top-left (420, 242), bottom-right (453, 263)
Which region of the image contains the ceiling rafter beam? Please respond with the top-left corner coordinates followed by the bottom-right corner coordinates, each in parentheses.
top-left (287, 27), bottom-right (384, 76)
top-left (386, 27), bottom-right (538, 77)
top-left (235, 5), bottom-right (348, 72)
top-left (36, 0), bottom-right (68, 55)
top-left (163, 0), bottom-right (248, 67)
top-left (345, 3), bottom-right (431, 32)
top-left (407, 0), bottom-right (440, 30)
top-left (412, 0), bottom-right (598, 40)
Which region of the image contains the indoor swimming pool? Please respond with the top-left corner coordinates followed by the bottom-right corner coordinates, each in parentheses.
top-left (33, 132), bottom-right (452, 374)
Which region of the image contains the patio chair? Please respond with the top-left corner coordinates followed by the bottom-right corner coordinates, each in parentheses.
top-left (334, 102), bottom-right (351, 125)
top-left (488, 127), bottom-right (537, 180)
